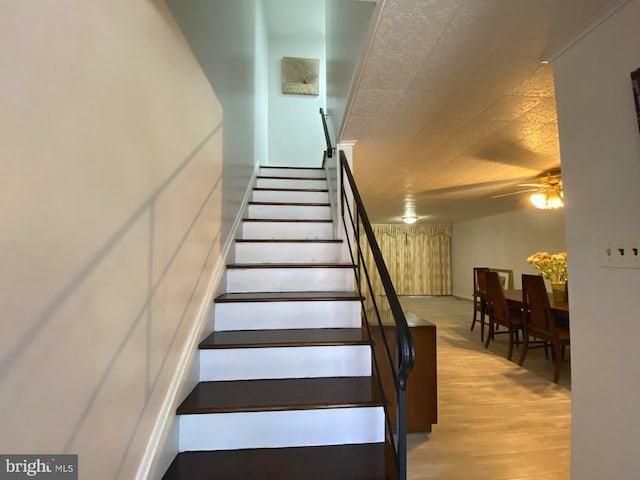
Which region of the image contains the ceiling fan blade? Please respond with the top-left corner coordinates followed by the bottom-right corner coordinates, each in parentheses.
top-left (516, 183), bottom-right (544, 187)
top-left (490, 188), bottom-right (541, 199)
top-left (416, 176), bottom-right (536, 196)
top-left (472, 139), bottom-right (540, 168)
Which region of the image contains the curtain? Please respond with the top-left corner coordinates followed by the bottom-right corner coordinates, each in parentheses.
top-left (359, 224), bottom-right (452, 296)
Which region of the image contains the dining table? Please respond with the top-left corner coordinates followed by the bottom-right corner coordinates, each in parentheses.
top-left (504, 288), bottom-right (570, 322)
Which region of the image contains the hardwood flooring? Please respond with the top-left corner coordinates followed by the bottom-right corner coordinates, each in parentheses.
top-left (399, 296), bottom-right (571, 480)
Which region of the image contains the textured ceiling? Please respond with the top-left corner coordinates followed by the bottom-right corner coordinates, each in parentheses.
top-left (342, 0), bottom-right (620, 224)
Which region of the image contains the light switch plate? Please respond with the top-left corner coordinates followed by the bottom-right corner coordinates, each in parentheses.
top-left (598, 237), bottom-right (640, 269)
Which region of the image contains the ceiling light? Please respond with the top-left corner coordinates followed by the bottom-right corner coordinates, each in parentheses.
top-left (530, 193), bottom-right (548, 209)
top-left (402, 216), bottom-right (417, 224)
top-left (530, 186), bottom-right (564, 209)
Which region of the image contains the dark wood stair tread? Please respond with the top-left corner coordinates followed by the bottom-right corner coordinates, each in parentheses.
top-left (261, 166), bottom-right (324, 170)
top-left (226, 263), bottom-right (355, 269)
top-left (177, 377), bottom-right (381, 414)
top-left (258, 175), bottom-right (326, 181)
top-left (163, 443), bottom-right (386, 480)
top-left (253, 187), bottom-right (329, 192)
top-left (248, 201), bottom-right (330, 206)
top-left (199, 328), bottom-right (368, 349)
top-left (214, 291), bottom-right (363, 303)
top-left (236, 239), bottom-right (342, 243)
top-left (243, 218), bottom-right (332, 223)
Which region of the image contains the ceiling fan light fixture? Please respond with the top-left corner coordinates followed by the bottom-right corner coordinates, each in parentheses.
top-left (530, 192), bottom-right (548, 209)
top-left (530, 190), bottom-right (564, 209)
top-left (402, 216), bottom-right (418, 224)
top-left (547, 191), bottom-right (564, 209)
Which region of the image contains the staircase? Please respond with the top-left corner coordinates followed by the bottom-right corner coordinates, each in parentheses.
top-left (163, 166), bottom-right (388, 479)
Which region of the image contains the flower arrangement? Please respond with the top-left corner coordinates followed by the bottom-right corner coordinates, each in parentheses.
top-left (527, 251), bottom-right (568, 283)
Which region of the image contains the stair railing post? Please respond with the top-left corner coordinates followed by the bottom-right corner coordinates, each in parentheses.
top-left (337, 141), bottom-right (356, 264)
top-left (355, 204), bottom-right (362, 301)
top-left (398, 386), bottom-right (408, 480)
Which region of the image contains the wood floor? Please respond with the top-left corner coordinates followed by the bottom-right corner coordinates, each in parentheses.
top-left (400, 296), bottom-right (571, 480)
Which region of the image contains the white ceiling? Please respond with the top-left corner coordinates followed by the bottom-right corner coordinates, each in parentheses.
top-left (342, 0), bottom-right (621, 223)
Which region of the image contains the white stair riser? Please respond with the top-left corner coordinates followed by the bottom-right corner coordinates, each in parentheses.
top-left (235, 242), bottom-right (340, 263)
top-left (179, 407), bottom-right (385, 451)
top-left (260, 168), bottom-right (325, 178)
top-left (256, 178), bottom-right (327, 189)
top-left (248, 204), bottom-right (331, 220)
top-left (252, 189), bottom-right (329, 203)
top-left (227, 268), bottom-right (354, 293)
top-left (214, 301), bottom-right (362, 331)
top-left (199, 345), bottom-right (371, 381)
top-left (242, 221), bottom-right (333, 240)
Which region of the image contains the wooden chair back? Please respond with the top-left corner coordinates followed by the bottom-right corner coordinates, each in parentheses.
top-left (522, 274), bottom-right (553, 334)
top-left (475, 267), bottom-right (489, 295)
top-left (521, 273), bottom-right (570, 383)
top-left (485, 271), bottom-right (509, 325)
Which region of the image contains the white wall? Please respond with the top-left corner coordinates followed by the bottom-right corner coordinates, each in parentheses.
top-left (267, 34), bottom-right (327, 167)
top-left (255, 0), bottom-right (270, 166)
top-left (325, 0), bottom-right (378, 141)
top-left (0, 1), bottom-right (265, 479)
top-left (167, 0), bottom-right (266, 242)
top-left (452, 208), bottom-right (566, 297)
top-left (552, 1), bottom-right (640, 478)
top-left (0, 1), bottom-right (219, 478)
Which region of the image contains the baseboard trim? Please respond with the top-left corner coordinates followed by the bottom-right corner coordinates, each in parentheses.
top-left (136, 163), bottom-right (260, 480)
top-left (453, 294), bottom-right (473, 302)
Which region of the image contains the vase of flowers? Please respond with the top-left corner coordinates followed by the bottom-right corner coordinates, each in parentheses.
top-left (527, 251), bottom-right (568, 301)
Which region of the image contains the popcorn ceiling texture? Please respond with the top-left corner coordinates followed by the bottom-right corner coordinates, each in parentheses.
top-left (342, 0), bottom-right (616, 224)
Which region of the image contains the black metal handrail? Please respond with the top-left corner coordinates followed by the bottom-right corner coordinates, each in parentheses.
top-left (319, 108), bottom-right (334, 158)
top-left (339, 150), bottom-right (415, 480)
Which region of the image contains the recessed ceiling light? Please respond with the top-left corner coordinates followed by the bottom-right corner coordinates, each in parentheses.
top-left (402, 216), bottom-right (417, 224)
top-left (541, 60), bottom-right (550, 64)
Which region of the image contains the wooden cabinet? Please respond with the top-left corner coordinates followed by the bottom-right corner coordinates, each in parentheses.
top-left (370, 311), bottom-right (437, 433)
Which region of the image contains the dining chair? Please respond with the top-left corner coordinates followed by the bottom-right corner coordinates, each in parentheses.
top-left (470, 267), bottom-right (490, 341)
top-left (484, 271), bottom-right (523, 361)
top-left (520, 274), bottom-right (571, 383)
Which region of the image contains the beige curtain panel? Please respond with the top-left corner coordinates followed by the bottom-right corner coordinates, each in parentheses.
top-left (360, 224), bottom-right (452, 296)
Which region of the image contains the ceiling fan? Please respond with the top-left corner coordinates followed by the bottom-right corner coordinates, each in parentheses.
top-left (491, 168), bottom-right (563, 209)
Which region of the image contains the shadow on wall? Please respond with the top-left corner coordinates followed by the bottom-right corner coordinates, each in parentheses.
top-left (0, 124), bottom-right (223, 467)
top-left (166, 0), bottom-right (260, 237)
